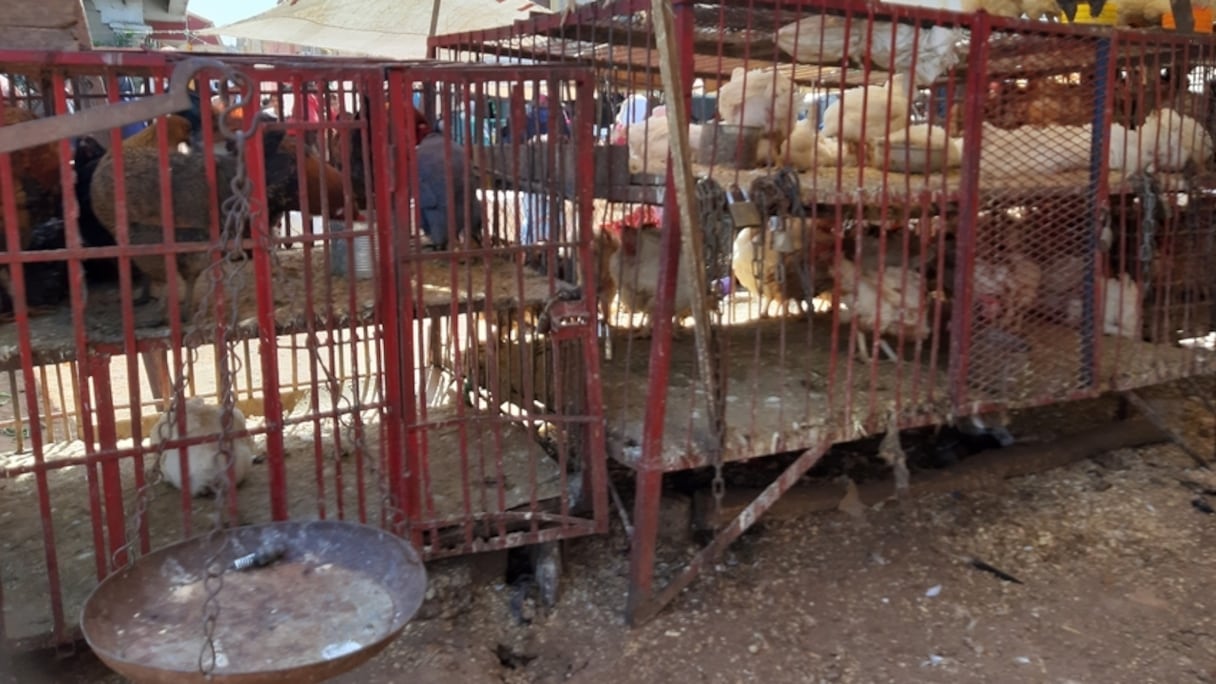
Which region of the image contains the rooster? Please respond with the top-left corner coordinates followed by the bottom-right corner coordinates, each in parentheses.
top-left (0, 107), bottom-right (69, 315)
top-left (829, 250), bottom-right (933, 362)
top-left (595, 206), bottom-right (693, 332)
top-left (972, 252), bottom-right (1042, 336)
top-left (90, 117), bottom-right (297, 326)
top-left (210, 97), bottom-right (350, 221)
top-left (715, 66), bottom-right (797, 165)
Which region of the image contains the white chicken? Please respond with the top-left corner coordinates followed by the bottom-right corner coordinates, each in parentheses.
top-left (625, 107), bottom-right (705, 175)
top-left (972, 252), bottom-right (1042, 335)
top-left (1102, 272), bottom-right (1142, 339)
top-left (978, 123), bottom-right (1094, 176)
top-left (732, 216), bottom-right (835, 318)
top-left (715, 66), bottom-right (797, 163)
top-left (1114, 107), bottom-right (1214, 173)
top-left (821, 74), bottom-right (911, 166)
top-left (153, 397), bottom-right (257, 498)
top-left (597, 224), bottom-right (693, 331)
top-left (830, 257), bottom-right (932, 362)
top-left (779, 108), bottom-right (857, 170)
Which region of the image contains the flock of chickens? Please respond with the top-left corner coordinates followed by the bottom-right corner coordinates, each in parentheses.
top-left (630, 62), bottom-right (1214, 182)
top-left (0, 87), bottom-right (478, 497)
top-left (0, 89), bottom-right (481, 329)
top-left (0, 94), bottom-right (356, 325)
top-left (608, 0), bottom-right (1216, 371)
top-left (595, 170), bottom-right (1147, 372)
top-left (609, 73), bottom-right (1209, 362)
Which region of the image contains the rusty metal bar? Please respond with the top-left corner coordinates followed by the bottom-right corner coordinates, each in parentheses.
top-left (651, 0), bottom-right (721, 440)
top-left (0, 58), bottom-right (222, 154)
top-left (630, 444), bottom-right (829, 626)
top-left (947, 11), bottom-right (991, 413)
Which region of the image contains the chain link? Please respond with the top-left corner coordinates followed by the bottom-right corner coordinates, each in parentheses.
top-left (1134, 173), bottom-right (1158, 283)
top-left (97, 64), bottom-right (256, 680)
top-left (695, 178), bottom-right (729, 518)
top-left (197, 72), bottom-right (261, 678)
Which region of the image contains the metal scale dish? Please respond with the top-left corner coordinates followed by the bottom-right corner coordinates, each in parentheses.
top-left (81, 521), bottom-right (427, 684)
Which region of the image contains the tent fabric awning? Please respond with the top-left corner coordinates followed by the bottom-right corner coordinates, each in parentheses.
top-left (201, 0), bottom-right (553, 59)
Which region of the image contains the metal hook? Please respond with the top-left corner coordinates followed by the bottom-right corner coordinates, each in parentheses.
top-left (0, 57), bottom-right (234, 155)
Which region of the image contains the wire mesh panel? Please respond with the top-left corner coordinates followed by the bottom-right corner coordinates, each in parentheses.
top-left (956, 23), bottom-right (1216, 415)
top-left (953, 20), bottom-right (1115, 413)
top-left (435, 0), bottom-right (978, 470)
top-left (1104, 30), bottom-right (1216, 390)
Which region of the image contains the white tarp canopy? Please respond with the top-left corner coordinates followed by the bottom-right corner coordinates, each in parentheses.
top-left (200, 0), bottom-right (552, 60)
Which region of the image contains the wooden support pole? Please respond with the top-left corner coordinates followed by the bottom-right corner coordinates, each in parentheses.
top-left (649, 0), bottom-right (722, 441)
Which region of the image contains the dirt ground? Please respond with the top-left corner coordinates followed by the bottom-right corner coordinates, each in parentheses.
top-left (8, 384), bottom-right (1216, 684)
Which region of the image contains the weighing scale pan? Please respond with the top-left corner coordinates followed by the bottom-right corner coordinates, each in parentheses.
top-left (81, 520), bottom-right (426, 684)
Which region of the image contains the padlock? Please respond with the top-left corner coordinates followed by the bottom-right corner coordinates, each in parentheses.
top-left (726, 183), bottom-right (763, 230)
top-left (769, 216), bottom-right (796, 254)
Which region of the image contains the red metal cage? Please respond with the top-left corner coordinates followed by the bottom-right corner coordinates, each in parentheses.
top-left (0, 51), bottom-right (608, 650)
top-left (431, 0), bottom-right (1216, 623)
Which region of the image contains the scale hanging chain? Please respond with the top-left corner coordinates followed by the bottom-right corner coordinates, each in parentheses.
top-left (198, 77), bottom-right (259, 678)
top-left (112, 349), bottom-right (197, 571)
top-left (693, 179), bottom-right (728, 518)
top-left (112, 65), bottom-right (248, 572)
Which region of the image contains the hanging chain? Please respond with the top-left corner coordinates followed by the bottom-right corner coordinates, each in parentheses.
top-left (695, 178), bottom-right (728, 517)
top-left (197, 72), bottom-right (259, 679)
top-left (110, 66), bottom-right (250, 573)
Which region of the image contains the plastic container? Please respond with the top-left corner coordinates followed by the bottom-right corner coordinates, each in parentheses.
top-left (1062, 1), bottom-right (1119, 25)
top-left (1163, 7), bottom-right (1214, 32)
top-left (330, 220), bottom-right (376, 280)
top-left (880, 141), bottom-right (950, 174)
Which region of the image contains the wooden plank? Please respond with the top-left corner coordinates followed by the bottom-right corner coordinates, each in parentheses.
top-left (693, 414), bottom-right (1169, 530)
top-left (0, 0), bottom-right (91, 50)
top-left (0, 27), bottom-right (88, 52)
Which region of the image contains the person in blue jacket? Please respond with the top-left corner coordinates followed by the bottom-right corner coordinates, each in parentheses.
top-left (413, 105), bottom-right (483, 250)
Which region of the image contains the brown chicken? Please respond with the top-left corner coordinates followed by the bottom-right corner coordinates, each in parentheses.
top-left (213, 97), bottom-right (348, 219)
top-left (0, 107), bottom-right (67, 314)
top-left (90, 118), bottom-right (296, 326)
top-left (122, 114), bottom-right (194, 152)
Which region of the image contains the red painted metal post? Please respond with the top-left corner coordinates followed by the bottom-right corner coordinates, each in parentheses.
top-left (947, 12), bottom-right (991, 412)
top-left (386, 77), bottom-right (423, 543)
top-left (368, 78), bottom-right (409, 535)
top-left (88, 352), bottom-right (129, 569)
top-left (570, 74), bottom-right (610, 533)
top-left (248, 127), bottom-right (289, 521)
top-left (626, 0), bottom-right (697, 625)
